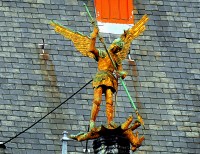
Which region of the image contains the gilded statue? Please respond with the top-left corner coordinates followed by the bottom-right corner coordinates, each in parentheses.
top-left (50, 14), bottom-right (148, 131)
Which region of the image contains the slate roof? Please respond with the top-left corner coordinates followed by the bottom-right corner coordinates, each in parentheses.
top-left (0, 0), bottom-right (199, 153)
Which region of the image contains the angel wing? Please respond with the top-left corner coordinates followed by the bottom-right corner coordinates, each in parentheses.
top-left (115, 14), bottom-right (149, 61)
top-left (50, 21), bottom-right (95, 59)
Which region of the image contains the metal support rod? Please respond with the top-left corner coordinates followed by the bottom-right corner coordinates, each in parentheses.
top-left (61, 131), bottom-right (71, 154)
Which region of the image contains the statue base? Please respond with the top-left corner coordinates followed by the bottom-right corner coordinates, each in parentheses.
top-left (70, 116), bottom-right (144, 152)
top-left (93, 130), bottom-right (130, 153)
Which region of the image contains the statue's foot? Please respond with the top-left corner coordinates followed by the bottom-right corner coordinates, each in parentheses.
top-left (89, 120), bottom-right (96, 131)
top-left (131, 146), bottom-right (137, 152)
top-left (69, 132), bottom-right (85, 140)
top-left (107, 121), bottom-right (118, 129)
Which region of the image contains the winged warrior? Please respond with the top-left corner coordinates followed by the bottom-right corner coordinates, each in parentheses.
top-left (50, 14), bottom-right (148, 131)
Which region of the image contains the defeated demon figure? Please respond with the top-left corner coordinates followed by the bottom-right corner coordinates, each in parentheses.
top-left (69, 115), bottom-right (145, 151)
top-left (50, 14), bottom-right (148, 130)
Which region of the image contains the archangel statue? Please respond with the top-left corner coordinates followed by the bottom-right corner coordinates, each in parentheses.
top-left (50, 14), bottom-right (148, 131)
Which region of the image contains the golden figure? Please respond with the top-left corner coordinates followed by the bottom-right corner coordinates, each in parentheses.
top-left (89, 26), bottom-right (128, 130)
top-left (50, 14), bottom-right (148, 131)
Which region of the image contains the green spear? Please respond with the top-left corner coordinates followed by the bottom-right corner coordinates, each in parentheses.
top-left (83, 3), bottom-right (145, 128)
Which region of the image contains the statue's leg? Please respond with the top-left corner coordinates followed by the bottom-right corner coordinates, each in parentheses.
top-left (105, 89), bottom-right (115, 127)
top-left (90, 87), bottom-right (102, 130)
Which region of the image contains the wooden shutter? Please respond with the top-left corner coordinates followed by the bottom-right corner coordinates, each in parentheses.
top-left (95, 0), bottom-right (134, 24)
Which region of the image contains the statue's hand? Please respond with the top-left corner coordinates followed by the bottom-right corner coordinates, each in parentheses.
top-left (90, 26), bottom-right (99, 38)
top-left (94, 26), bottom-right (99, 34)
top-left (116, 71), bottom-right (128, 79)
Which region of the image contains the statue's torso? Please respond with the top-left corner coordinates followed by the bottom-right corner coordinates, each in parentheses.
top-left (92, 51), bottom-right (118, 92)
top-left (97, 52), bottom-right (116, 72)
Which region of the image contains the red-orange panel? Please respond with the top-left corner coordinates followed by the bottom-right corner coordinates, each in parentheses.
top-left (94, 0), bottom-right (102, 20)
top-left (95, 0), bottom-right (134, 24)
top-left (110, 0), bottom-right (120, 20)
top-left (101, 0), bottom-right (110, 19)
top-left (119, 0), bottom-right (128, 20)
top-left (128, 0), bottom-right (134, 23)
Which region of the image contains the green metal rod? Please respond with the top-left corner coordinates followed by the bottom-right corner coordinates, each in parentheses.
top-left (83, 3), bottom-right (95, 25)
top-left (119, 78), bottom-right (137, 111)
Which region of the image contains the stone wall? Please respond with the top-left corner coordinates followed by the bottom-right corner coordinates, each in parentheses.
top-left (0, 0), bottom-right (199, 153)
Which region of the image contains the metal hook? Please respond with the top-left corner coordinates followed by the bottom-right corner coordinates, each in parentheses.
top-left (38, 39), bottom-right (47, 54)
top-left (38, 39), bottom-right (49, 60)
top-left (128, 53), bottom-right (134, 62)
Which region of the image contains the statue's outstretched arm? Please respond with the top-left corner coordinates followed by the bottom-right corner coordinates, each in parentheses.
top-left (88, 26), bottom-right (99, 58)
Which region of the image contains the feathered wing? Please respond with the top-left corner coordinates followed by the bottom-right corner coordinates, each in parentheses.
top-left (116, 14), bottom-right (149, 61)
top-left (50, 21), bottom-right (95, 59)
